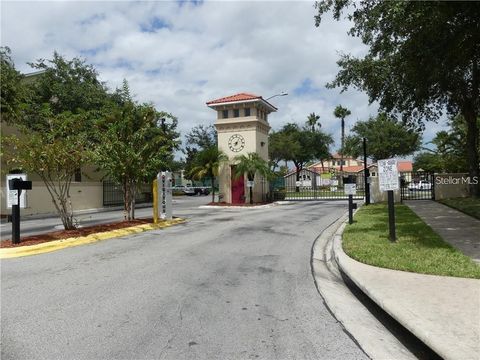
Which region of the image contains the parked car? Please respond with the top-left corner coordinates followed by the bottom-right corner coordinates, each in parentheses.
top-left (183, 186), bottom-right (210, 196)
top-left (408, 180), bottom-right (432, 191)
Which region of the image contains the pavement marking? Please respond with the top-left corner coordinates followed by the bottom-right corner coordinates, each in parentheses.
top-left (0, 218), bottom-right (186, 259)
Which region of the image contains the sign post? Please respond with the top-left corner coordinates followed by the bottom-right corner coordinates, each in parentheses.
top-left (344, 183), bottom-right (357, 224)
top-left (157, 171), bottom-right (172, 220)
top-left (6, 175), bottom-right (32, 244)
top-left (378, 159), bottom-right (399, 242)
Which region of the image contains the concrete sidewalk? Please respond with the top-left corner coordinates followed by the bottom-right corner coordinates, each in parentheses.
top-left (332, 206), bottom-right (480, 359)
top-left (405, 200), bottom-right (480, 263)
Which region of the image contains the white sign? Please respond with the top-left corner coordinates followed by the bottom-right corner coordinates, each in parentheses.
top-left (344, 183), bottom-right (357, 195)
top-left (378, 159), bottom-right (399, 191)
top-left (295, 181), bottom-right (302, 187)
top-left (6, 174), bottom-right (27, 209)
top-left (157, 171), bottom-right (172, 220)
top-left (247, 181), bottom-right (255, 188)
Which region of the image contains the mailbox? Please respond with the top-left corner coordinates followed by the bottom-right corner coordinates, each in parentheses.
top-left (9, 178), bottom-right (32, 191)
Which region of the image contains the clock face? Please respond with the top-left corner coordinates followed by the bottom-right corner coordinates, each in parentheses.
top-left (228, 134), bottom-right (245, 152)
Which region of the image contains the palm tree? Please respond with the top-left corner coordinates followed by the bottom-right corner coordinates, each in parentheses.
top-left (188, 146), bottom-right (227, 203)
top-left (333, 105), bottom-right (351, 172)
top-left (233, 152), bottom-right (271, 204)
top-left (306, 112), bottom-right (321, 132)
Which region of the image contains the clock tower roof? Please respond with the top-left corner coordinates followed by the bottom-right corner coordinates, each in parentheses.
top-left (206, 92), bottom-right (277, 112)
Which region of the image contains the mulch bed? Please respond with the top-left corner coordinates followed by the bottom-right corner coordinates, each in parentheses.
top-left (1, 218), bottom-right (154, 248)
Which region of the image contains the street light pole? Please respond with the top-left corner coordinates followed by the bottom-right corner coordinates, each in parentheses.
top-left (265, 92), bottom-right (288, 101)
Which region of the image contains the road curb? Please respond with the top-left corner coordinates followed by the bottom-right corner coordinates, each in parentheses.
top-left (332, 218), bottom-right (480, 360)
top-left (0, 218), bottom-right (186, 259)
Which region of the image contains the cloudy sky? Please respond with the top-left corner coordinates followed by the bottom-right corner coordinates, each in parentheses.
top-left (1, 0), bottom-right (446, 156)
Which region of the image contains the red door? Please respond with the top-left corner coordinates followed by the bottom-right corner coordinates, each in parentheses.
top-left (231, 166), bottom-right (245, 204)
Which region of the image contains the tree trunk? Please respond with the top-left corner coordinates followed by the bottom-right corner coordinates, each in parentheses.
top-left (211, 176), bottom-right (215, 203)
top-left (340, 118), bottom-right (345, 173)
top-left (123, 179), bottom-right (128, 221)
top-left (295, 164), bottom-right (302, 192)
top-left (462, 104), bottom-right (480, 197)
top-left (131, 182), bottom-right (136, 220)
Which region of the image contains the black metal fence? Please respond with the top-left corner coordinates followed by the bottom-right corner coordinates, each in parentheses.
top-left (103, 180), bottom-right (153, 207)
top-left (272, 169), bottom-right (365, 201)
top-left (400, 172), bottom-right (435, 200)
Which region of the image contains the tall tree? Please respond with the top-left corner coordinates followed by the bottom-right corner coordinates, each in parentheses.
top-left (183, 125), bottom-right (217, 182)
top-left (23, 51), bottom-right (108, 132)
top-left (92, 83), bottom-right (179, 220)
top-left (233, 153), bottom-right (271, 204)
top-left (414, 115), bottom-right (478, 173)
top-left (0, 47), bottom-right (27, 123)
top-left (271, 123), bottom-right (333, 184)
top-left (343, 113), bottom-right (422, 162)
top-left (4, 111), bottom-right (91, 229)
top-left (306, 112), bottom-right (321, 132)
top-left (188, 146), bottom-right (227, 203)
top-left (315, 1), bottom-right (480, 196)
top-left (2, 52), bottom-right (108, 229)
top-left (333, 105), bottom-right (351, 172)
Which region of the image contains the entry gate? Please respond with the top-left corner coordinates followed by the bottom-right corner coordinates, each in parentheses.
top-left (400, 172), bottom-right (435, 200)
top-left (103, 180), bottom-right (153, 206)
top-left (273, 169), bottom-right (365, 201)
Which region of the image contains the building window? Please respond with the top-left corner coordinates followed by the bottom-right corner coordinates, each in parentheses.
top-left (233, 109), bottom-right (239, 117)
top-left (74, 168), bottom-right (82, 182)
top-left (244, 108), bottom-right (250, 116)
top-left (222, 110), bottom-right (228, 119)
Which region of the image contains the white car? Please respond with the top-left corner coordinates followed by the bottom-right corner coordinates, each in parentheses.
top-left (408, 180), bottom-right (432, 191)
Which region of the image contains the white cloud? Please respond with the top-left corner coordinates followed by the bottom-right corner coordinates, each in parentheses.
top-left (1, 0), bottom-right (446, 159)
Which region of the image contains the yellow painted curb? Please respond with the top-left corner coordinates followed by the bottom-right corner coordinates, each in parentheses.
top-left (0, 218), bottom-right (186, 259)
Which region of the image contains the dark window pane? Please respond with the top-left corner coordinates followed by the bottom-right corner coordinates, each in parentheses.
top-left (244, 108), bottom-right (250, 116)
top-left (233, 109), bottom-right (239, 117)
top-left (222, 110), bottom-right (228, 118)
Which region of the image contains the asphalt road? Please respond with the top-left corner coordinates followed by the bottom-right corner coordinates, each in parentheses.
top-left (1, 199), bottom-right (368, 359)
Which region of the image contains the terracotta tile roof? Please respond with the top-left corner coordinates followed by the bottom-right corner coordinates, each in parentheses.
top-left (362, 160), bottom-right (413, 172)
top-left (206, 93), bottom-right (261, 105)
top-left (397, 161), bottom-right (413, 172)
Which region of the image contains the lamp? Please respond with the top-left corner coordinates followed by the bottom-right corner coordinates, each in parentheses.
top-left (265, 91), bottom-right (288, 100)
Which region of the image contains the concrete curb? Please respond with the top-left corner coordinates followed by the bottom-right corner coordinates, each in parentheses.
top-left (0, 218), bottom-right (186, 259)
top-left (333, 219), bottom-right (480, 360)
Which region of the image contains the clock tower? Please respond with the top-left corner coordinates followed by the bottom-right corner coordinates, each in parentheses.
top-left (206, 93), bottom-right (277, 204)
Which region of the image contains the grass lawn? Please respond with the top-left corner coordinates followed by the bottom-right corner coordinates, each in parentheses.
top-left (343, 203), bottom-right (480, 279)
top-left (438, 197), bottom-right (480, 220)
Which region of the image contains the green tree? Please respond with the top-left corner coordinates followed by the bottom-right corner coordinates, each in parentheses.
top-left (333, 105), bottom-right (351, 172)
top-left (188, 146), bottom-right (227, 203)
top-left (343, 113), bottom-right (422, 162)
top-left (414, 115), bottom-right (478, 173)
top-left (413, 152), bottom-right (442, 173)
top-left (4, 111), bottom-right (91, 229)
top-left (306, 112), bottom-right (321, 132)
top-left (271, 123), bottom-right (333, 186)
top-left (183, 125), bottom-right (217, 182)
top-left (315, 1), bottom-right (480, 196)
top-left (23, 51), bottom-right (108, 131)
top-left (0, 47), bottom-right (27, 123)
top-left (2, 52), bottom-right (108, 229)
top-left (233, 152), bottom-right (271, 204)
top-left (92, 84), bottom-right (179, 220)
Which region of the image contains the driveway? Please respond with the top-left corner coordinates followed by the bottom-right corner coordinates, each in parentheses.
top-left (1, 200), bottom-right (367, 359)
